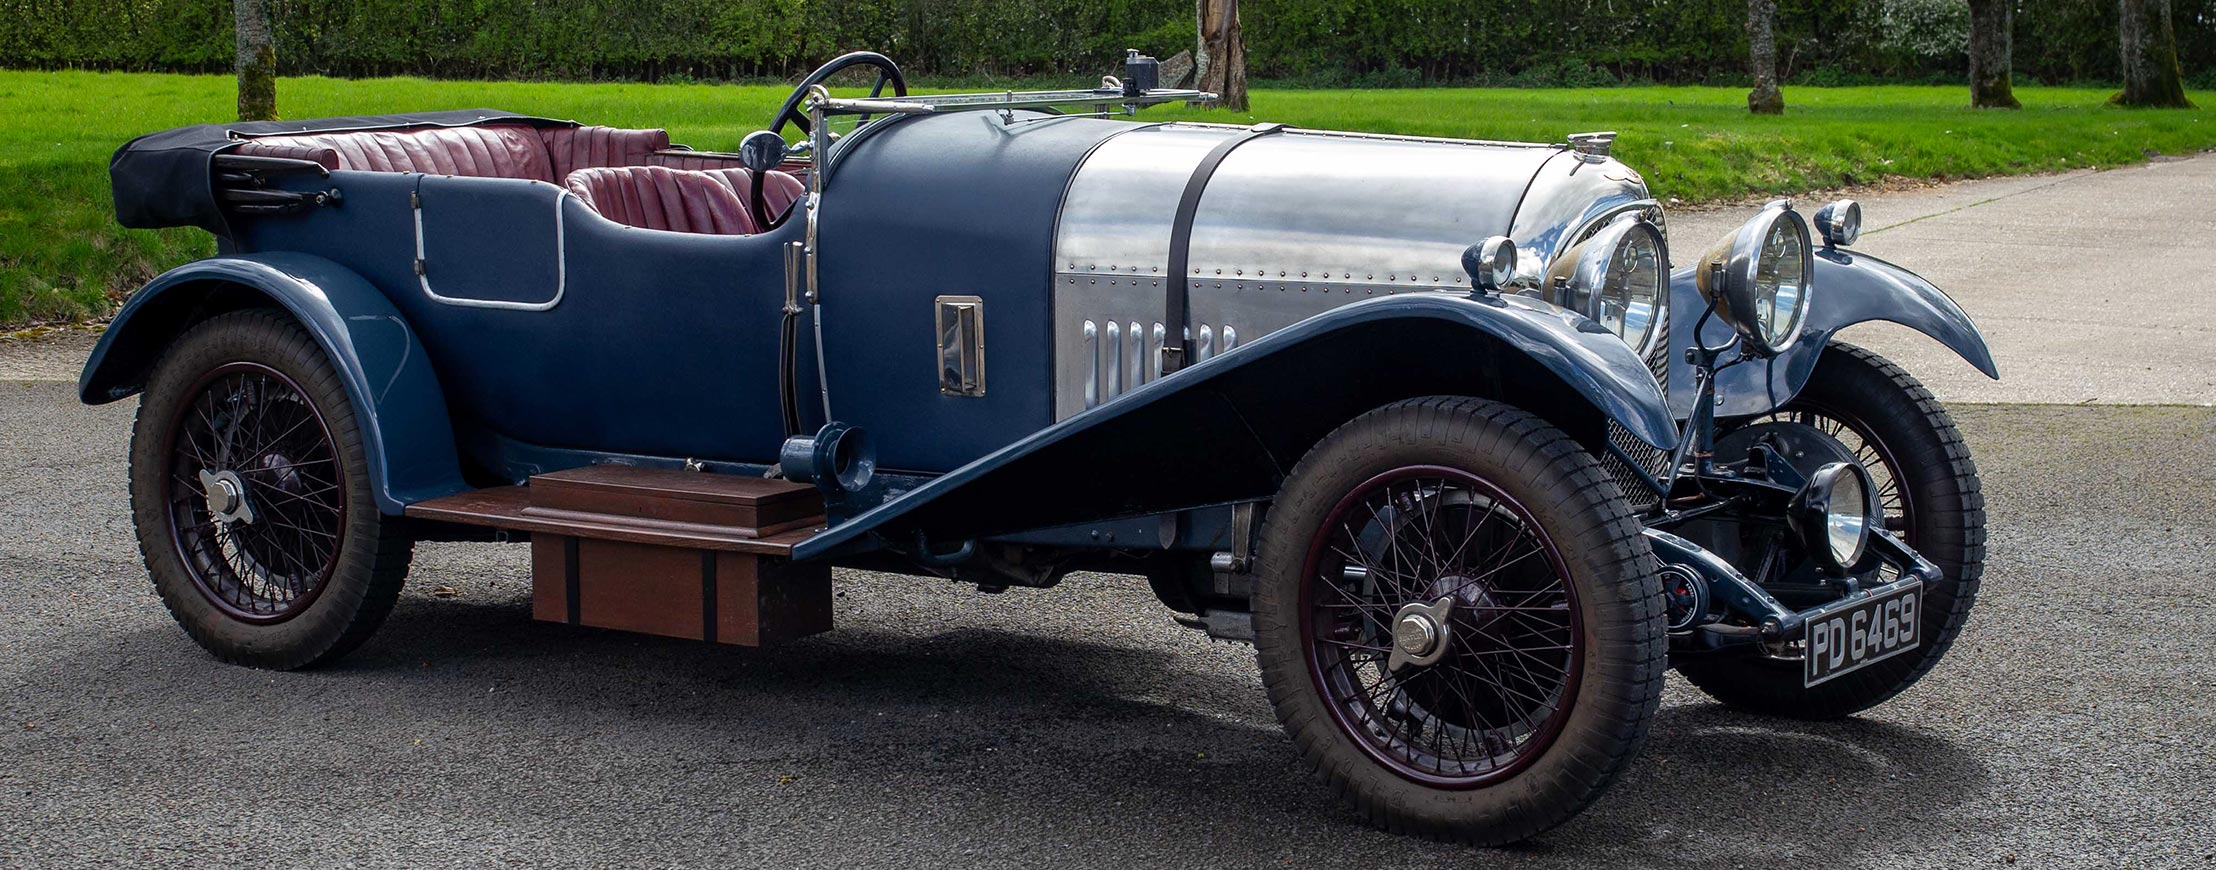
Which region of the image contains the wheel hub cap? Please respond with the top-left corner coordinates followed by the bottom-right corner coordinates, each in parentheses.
top-left (198, 469), bottom-right (255, 525)
top-left (1387, 596), bottom-right (1456, 670)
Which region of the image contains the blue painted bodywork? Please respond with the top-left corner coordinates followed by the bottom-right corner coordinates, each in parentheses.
top-left (1666, 246), bottom-right (1999, 420)
top-left (245, 171), bottom-right (804, 478)
top-left (79, 253), bottom-right (468, 513)
top-left (794, 291), bottom-right (1673, 559)
top-left (815, 112), bottom-right (1129, 471)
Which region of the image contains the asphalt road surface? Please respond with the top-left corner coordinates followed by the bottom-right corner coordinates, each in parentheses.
top-left (5, 158), bottom-right (2215, 868)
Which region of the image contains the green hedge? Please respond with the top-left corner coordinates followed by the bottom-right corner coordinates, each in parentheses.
top-left (1, 0), bottom-right (2208, 86)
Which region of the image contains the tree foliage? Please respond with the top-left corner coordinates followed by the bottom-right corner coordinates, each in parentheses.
top-left (0, 0), bottom-right (2206, 87)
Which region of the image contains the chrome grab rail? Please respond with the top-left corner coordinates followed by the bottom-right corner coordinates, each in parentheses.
top-left (805, 87), bottom-right (1216, 119)
top-left (807, 95), bottom-right (936, 115)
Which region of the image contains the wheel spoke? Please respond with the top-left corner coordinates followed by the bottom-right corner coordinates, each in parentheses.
top-left (1320, 638), bottom-right (1393, 655)
top-left (1302, 464), bottom-right (1582, 787)
top-left (161, 364), bottom-right (346, 624)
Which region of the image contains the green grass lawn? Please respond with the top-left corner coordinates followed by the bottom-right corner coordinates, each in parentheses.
top-left (3, 70), bottom-right (2212, 327)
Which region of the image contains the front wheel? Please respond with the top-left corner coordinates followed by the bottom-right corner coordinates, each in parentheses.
top-left (128, 309), bottom-right (413, 670)
top-left (1677, 342), bottom-right (1986, 719)
top-left (1252, 397), bottom-right (1665, 845)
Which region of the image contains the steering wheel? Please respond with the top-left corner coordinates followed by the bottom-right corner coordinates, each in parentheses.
top-left (769, 52), bottom-right (908, 137)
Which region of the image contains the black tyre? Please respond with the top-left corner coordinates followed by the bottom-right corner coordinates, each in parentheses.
top-left (128, 309), bottom-right (413, 670)
top-left (1678, 342), bottom-right (1985, 718)
top-left (1252, 397), bottom-right (1665, 845)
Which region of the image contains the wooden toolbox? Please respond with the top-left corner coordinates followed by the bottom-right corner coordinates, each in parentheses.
top-left (407, 465), bottom-right (831, 646)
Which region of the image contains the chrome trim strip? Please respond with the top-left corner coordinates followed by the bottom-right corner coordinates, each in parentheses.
top-left (836, 87), bottom-right (1215, 115)
top-left (803, 89), bottom-right (836, 422)
top-left (1105, 320), bottom-right (1122, 398)
top-left (1551, 198), bottom-right (1666, 268)
top-left (1082, 320), bottom-right (1098, 409)
top-left (1281, 127), bottom-right (1564, 151)
top-left (1127, 321), bottom-right (1145, 389)
top-left (1150, 323), bottom-right (1166, 381)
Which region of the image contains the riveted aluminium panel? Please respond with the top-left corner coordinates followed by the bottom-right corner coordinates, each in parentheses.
top-left (1182, 131), bottom-right (1557, 292)
top-left (1052, 123), bottom-right (1241, 278)
top-left (1049, 125), bottom-right (1563, 420)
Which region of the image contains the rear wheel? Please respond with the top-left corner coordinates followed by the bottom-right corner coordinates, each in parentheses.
top-left (1252, 397), bottom-right (1664, 844)
top-left (1677, 342), bottom-right (1985, 718)
top-left (128, 309), bottom-right (412, 669)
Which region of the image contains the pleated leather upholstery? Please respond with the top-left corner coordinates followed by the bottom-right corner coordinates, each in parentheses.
top-left (650, 151), bottom-right (812, 194)
top-left (228, 122), bottom-right (797, 235)
top-left (228, 140), bottom-right (344, 169)
top-left (538, 126), bottom-right (672, 180)
top-left (693, 168), bottom-right (807, 221)
top-left (646, 151), bottom-right (742, 172)
top-left (232, 126), bottom-right (556, 180)
top-left (563, 165), bottom-right (758, 235)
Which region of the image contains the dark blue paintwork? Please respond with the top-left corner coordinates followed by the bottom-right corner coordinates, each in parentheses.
top-left (815, 111), bottom-right (1129, 472)
top-left (79, 252), bottom-right (468, 513)
top-left (232, 169), bottom-right (804, 483)
top-left (793, 290), bottom-right (1674, 559)
top-left (1665, 247), bottom-right (1998, 420)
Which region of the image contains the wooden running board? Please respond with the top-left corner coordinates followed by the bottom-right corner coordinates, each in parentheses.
top-left (406, 466), bottom-right (831, 646)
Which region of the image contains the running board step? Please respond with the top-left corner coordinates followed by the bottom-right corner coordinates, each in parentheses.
top-left (405, 466), bottom-right (831, 647)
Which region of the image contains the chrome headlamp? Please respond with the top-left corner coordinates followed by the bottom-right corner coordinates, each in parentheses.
top-left (1812, 199), bottom-right (1861, 248)
top-left (1461, 236), bottom-right (1518, 293)
top-left (1788, 461), bottom-right (1874, 576)
top-left (1546, 214), bottom-right (1668, 357)
top-left (1694, 202), bottom-right (1813, 354)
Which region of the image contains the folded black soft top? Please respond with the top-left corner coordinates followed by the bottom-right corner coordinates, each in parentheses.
top-left (110, 109), bottom-right (576, 237)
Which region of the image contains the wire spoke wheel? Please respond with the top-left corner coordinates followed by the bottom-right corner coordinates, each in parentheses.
top-left (163, 362), bottom-right (346, 623)
top-left (1303, 467), bottom-right (1581, 787)
top-left (129, 310), bottom-right (414, 669)
top-left (1745, 404), bottom-right (1912, 536)
top-left (1253, 397), bottom-right (1662, 844)
top-left (1677, 342), bottom-right (1985, 720)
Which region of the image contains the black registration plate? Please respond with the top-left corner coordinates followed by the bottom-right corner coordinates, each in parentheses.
top-left (1802, 579), bottom-right (1922, 687)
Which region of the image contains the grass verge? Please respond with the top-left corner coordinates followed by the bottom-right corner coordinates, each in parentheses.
top-left (3, 71), bottom-right (2211, 326)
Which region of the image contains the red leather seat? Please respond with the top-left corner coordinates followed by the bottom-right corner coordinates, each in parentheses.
top-left (564, 165), bottom-right (758, 235)
top-left (693, 167), bottom-right (807, 222)
top-left (230, 123), bottom-right (803, 235)
top-left (539, 126), bottom-right (672, 180)
top-left (233, 126), bottom-right (557, 181)
top-left (650, 153), bottom-right (810, 209)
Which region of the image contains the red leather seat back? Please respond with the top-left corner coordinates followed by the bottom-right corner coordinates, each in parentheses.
top-left (540, 126), bottom-right (672, 180)
top-left (232, 126), bottom-right (556, 181)
top-left (693, 168), bottom-right (807, 221)
top-left (564, 165), bottom-right (758, 235)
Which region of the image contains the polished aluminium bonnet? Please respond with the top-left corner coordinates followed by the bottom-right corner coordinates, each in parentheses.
top-left (1051, 123), bottom-right (1594, 420)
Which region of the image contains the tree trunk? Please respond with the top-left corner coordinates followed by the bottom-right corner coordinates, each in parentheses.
top-left (1967, 0), bottom-right (2021, 108)
top-left (2116, 0), bottom-right (2195, 108)
top-left (233, 0), bottom-right (277, 121)
top-left (1746, 0), bottom-right (1784, 114)
top-left (1196, 0), bottom-right (1249, 112)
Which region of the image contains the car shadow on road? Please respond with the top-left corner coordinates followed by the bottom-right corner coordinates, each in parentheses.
top-left (28, 594), bottom-right (1994, 865)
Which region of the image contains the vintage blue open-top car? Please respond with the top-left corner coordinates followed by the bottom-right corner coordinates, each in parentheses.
top-left (89, 52), bottom-right (1996, 843)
